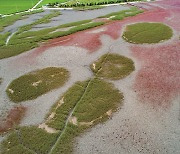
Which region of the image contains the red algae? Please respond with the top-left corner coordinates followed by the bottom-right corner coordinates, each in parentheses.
top-left (0, 106), bottom-right (26, 134)
top-left (132, 42), bottom-right (180, 107)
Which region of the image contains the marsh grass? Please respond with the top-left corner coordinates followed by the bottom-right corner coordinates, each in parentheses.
top-left (6, 67), bottom-right (69, 103)
top-left (1, 127), bottom-right (58, 154)
top-left (122, 22), bottom-right (173, 44)
top-left (47, 81), bottom-right (88, 130)
top-left (0, 17), bottom-right (104, 59)
top-left (49, 78), bottom-right (123, 153)
top-left (91, 53), bottom-right (135, 80)
top-left (74, 78), bottom-right (123, 122)
top-left (1, 144), bottom-right (34, 154)
top-left (19, 126), bottom-right (58, 153)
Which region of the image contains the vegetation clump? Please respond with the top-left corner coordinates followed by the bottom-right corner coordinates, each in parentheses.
top-left (6, 67), bottom-right (69, 103)
top-left (0, 126), bottom-right (58, 154)
top-left (122, 22), bottom-right (173, 44)
top-left (91, 53), bottom-right (135, 80)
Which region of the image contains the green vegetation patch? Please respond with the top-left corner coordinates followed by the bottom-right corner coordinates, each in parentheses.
top-left (19, 126), bottom-right (58, 153)
top-left (46, 81), bottom-right (89, 130)
top-left (73, 78), bottom-right (123, 122)
top-left (122, 22), bottom-right (173, 44)
top-left (6, 67), bottom-right (69, 103)
top-left (0, 127), bottom-right (58, 154)
top-left (91, 53), bottom-right (135, 80)
top-left (0, 14), bottom-right (104, 59)
top-left (99, 7), bottom-right (143, 20)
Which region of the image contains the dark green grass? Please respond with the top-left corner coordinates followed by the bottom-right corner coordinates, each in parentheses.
top-left (1, 145), bottom-right (34, 154)
top-left (0, 127), bottom-right (58, 154)
top-left (0, 0), bottom-right (39, 15)
top-left (19, 126), bottom-right (58, 153)
top-left (122, 22), bottom-right (173, 44)
top-left (6, 67), bottom-right (69, 103)
top-left (73, 78), bottom-right (123, 122)
top-left (99, 7), bottom-right (143, 20)
top-left (46, 81), bottom-right (88, 130)
top-left (90, 53), bottom-right (135, 80)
